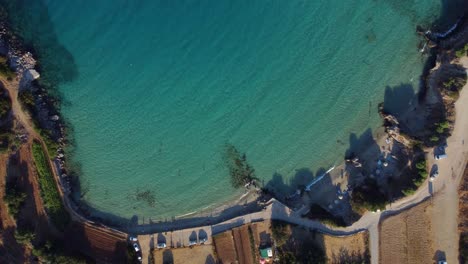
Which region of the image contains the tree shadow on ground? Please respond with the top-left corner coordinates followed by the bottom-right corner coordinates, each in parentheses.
top-left (205, 254), bottom-right (216, 264)
top-left (433, 250), bottom-right (447, 262)
top-left (162, 249), bottom-right (174, 264)
top-left (331, 247), bottom-right (370, 264)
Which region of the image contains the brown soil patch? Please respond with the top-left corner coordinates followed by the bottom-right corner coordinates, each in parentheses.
top-left (213, 231), bottom-right (237, 264)
top-left (379, 201), bottom-right (434, 264)
top-left (64, 223), bottom-right (127, 262)
top-left (232, 225), bottom-right (253, 264)
top-left (153, 245), bottom-right (216, 264)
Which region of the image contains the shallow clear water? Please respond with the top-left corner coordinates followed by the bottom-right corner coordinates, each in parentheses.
top-left (5, 0), bottom-right (442, 220)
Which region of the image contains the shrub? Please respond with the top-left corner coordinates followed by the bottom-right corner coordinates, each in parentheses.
top-left (430, 136), bottom-right (439, 142)
top-left (14, 229), bottom-right (35, 245)
top-left (402, 187), bottom-right (416, 196)
top-left (305, 204), bottom-right (347, 227)
top-left (350, 178), bottom-right (388, 212)
top-left (271, 220), bottom-right (289, 247)
top-left (4, 183), bottom-right (27, 218)
top-left (0, 96), bottom-right (11, 119)
top-left (455, 44), bottom-right (468, 58)
top-left (18, 90), bottom-right (35, 112)
top-left (32, 240), bottom-right (88, 264)
top-left (415, 161), bottom-right (426, 170)
top-left (0, 56), bottom-right (15, 80)
top-left (32, 141), bottom-right (70, 230)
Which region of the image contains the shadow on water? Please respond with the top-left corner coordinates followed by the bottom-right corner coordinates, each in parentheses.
top-left (382, 84), bottom-right (415, 117)
top-left (0, 0), bottom-right (78, 91)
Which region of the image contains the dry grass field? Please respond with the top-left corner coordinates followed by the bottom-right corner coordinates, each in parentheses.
top-left (379, 200), bottom-right (434, 264)
top-left (319, 231), bottom-right (369, 264)
top-left (232, 225), bottom-right (253, 264)
top-left (213, 231), bottom-right (237, 263)
top-left (153, 245), bottom-right (216, 264)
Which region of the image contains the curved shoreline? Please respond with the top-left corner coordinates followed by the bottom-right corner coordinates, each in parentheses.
top-left (0, 1), bottom-right (467, 240)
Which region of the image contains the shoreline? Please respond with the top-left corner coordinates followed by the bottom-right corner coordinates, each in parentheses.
top-left (0, 3), bottom-right (467, 236)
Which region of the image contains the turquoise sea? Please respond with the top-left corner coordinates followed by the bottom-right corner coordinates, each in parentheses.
top-left (3, 1), bottom-right (445, 220)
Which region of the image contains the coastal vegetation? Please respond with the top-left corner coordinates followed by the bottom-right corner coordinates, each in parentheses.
top-left (14, 228), bottom-right (35, 245)
top-left (271, 221), bottom-right (326, 264)
top-left (18, 90), bottom-right (60, 154)
top-left (455, 43), bottom-right (468, 58)
top-left (224, 144), bottom-right (258, 188)
top-left (271, 220), bottom-right (289, 247)
top-left (4, 181), bottom-right (27, 218)
top-left (350, 178), bottom-right (388, 213)
top-left (0, 86), bottom-right (11, 152)
top-left (0, 56), bottom-right (15, 80)
top-left (0, 92), bottom-right (11, 120)
top-left (31, 140), bottom-right (70, 230)
top-left (31, 240), bottom-right (88, 264)
top-left (304, 204), bottom-right (347, 227)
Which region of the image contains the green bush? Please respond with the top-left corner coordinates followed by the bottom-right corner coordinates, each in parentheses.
top-left (18, 91), bottom-right (35, 112)
top-left (351, 178), bottom-right (388, 212)
top-left (271, 220), bottom-right (289, 247)
top-left (430, 136), bottom-right (439, 142)
top-left (32, 240), bottom-right (88, 264)
top-left (402, 187), bottom-right (416, 196)
top-left (305, 204), bottom-right (347, 227)
top-left (0, 56), bottom-right (15, 80)
top-left (415, 161), bottom-right (426, 170)
top-left (14, 229), bottom-right (35, 245)
top-left (0, 96), bottom-right (11, 119)
top-left (32, 140), bottom-right (70, 230)
top-left (455, 44), bottom-right (468, 58)
top-left (4, 183), bottom-right (27, 218)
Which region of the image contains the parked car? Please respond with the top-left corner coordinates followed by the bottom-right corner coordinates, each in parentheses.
top-left (157, 242), bottom-right (167, 249)
top-left (438, 261), bottom-right (447, 264)
top-left (129, 236), bottom-right (138, 242)
top-left (189, 239), bottom-right (197, 246)
top-left (133, 243), bottom-right (140, 252)
top-left (430, 169), bottom-right (439, 181)
top-left (435, 154), bottom-right (447, 160)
